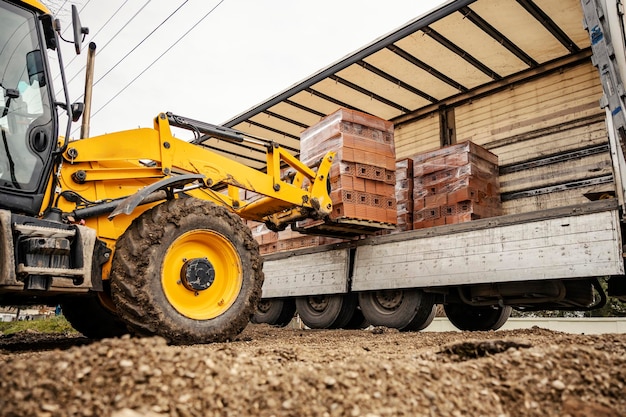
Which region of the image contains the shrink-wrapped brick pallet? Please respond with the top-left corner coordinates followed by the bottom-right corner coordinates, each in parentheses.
top-left (394, 158), bottom-right (414, 232)
top-left (296, 108), bottom-right (397, 236)
top-left (412, 141), bottom-right (501, 229)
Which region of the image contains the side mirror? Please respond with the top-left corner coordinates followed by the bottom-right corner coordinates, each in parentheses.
top-left (70, 102), bottom-right (84, 122)
top-left (26, 50), bottom-right (46, 87)
top-left (71, 5), bottom-right (89, 54)
top-left (54, 101), bottom-right (84, 122)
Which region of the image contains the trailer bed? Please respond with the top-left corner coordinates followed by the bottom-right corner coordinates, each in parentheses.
top-left (261, 200), bottom-right (624, 298)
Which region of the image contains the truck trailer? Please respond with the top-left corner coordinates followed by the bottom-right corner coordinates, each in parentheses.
top-left (231, 0), bottom-right (626, 331)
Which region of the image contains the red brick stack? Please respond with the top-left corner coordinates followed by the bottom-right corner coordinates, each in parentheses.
top-left (299, 108), bottom-right (397, 226)
top-left (412, 141), bottom-right (501, 229)
top-left (249, 221), bottom-right (344, 255)
top-left (394, 158), bottom-right (414, 232)
top-left (248, 221), bottom-right (278, 255)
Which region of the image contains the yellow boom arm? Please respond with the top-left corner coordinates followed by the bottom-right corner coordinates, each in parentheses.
top-left (56, 112), bottom-right (334, 230)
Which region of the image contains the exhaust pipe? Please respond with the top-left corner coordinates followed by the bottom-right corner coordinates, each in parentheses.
top-left (80, 42), bottom-right (96, 139)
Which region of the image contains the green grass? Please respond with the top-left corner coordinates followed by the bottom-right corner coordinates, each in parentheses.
top-left (0, 316), bottom-right (78, 335)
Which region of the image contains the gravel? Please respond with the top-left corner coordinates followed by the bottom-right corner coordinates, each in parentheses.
top-left (1, 324), bottom-right (625, 417)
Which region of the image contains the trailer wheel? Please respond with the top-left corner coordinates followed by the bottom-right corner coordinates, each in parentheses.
top-left (295, 294), bottom-right (357, 329)
top-left (252, 298), bottom-right (296, 327)
top-left (358, 289), bottom-right (436, 331)
top-left (110, 198), bottom-right (263, 344)
top-left (61, 293), bottom-right (129, 339)
top-left (444, 303), bottom-right (512, 331)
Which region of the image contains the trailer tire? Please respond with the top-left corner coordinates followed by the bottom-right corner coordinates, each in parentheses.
top-left (61, 293), bottom-right (129, 339)
top-left (110, 198), bottom-right (263, 344)
top-left (444, 303), bottom-right (512, 331)
top-left (252, 298), bottom-right (296, 327)
top-left (358, 289), bottom-right (436, 331)
top-left (296, 294), bottom-right (357, 329)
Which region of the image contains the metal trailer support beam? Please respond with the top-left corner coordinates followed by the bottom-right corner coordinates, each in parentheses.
top-left (581, 0), bottom-right (626, 212)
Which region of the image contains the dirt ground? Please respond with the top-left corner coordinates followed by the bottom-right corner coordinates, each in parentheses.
top-left (1, 324), bottom-right (625, 417)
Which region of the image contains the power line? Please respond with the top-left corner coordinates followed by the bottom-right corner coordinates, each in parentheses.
top-left (51, 0), bottom-right (69, 17)
top-left (62, 0), bottom-right (151, 86)
top-left (85, 0), bottom-right (130, 42)
top-left (86, 0), bottom-right (226, 127)
top-left (58, 0), bottom-right (131, 80)
top-left (58, 0), bottom-right (92, 35)
top-left (91, 0), bottom-right (190, 90)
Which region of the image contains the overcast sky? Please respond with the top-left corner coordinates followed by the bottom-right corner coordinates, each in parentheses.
top-left (47, 0), bottom-right (446, 138)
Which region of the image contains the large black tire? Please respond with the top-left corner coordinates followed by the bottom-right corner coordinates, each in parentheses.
top-left (358, 289), bottom-right (436, 331)
top-left (252, 298), bottom-right (296, 327)
top-left (109, 198), bottom-right (263, 344)
top-left (295, 294), bottom-right (357, 329)
top-left (444, 303), bottom-right (512, 331)
top-left (329, 293), bottom-right (360, 329)
top-left (61, 293), bottom-right (129, 339)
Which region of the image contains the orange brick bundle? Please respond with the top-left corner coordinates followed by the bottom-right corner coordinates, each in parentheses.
top-left (412, 141), bottom-right (501, 229)
top-left (249, 221), bottom-right (343, 255)
top-left (248, 221), bottom-right (279, 255)
top-left (299, 108), bottom-right (397, 226)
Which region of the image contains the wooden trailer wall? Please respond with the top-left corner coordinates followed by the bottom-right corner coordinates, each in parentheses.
top-left (394, 60), bottom-right (613, 215)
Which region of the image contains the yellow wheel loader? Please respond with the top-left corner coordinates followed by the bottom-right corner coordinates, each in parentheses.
top-left (0, 0), bottom-right (334, 343)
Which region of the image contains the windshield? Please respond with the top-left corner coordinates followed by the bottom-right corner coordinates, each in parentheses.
top-left (0, 1), bottom-right (53, 191)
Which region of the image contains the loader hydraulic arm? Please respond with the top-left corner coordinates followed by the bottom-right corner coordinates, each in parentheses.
top-left (59, 112), bottom-right (334, 230)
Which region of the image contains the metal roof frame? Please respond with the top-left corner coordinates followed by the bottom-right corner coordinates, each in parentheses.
top-left (195, 0), bottom-right (591, 170)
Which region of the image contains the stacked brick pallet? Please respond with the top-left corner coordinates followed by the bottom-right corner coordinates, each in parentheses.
top-left (395, 158), bottom-right (414, 232)
top-left (249, 222), bottom-right (344, 255)
top-left (411, 141), bottom-right (501, 229)
top-left (248, 221), bottom-right (278, 255)
top-left (298, 108), bottom-right (397, 228)
top-left (250, 140), bottom-right (500, 253)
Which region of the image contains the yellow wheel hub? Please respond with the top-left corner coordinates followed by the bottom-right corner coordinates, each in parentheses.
top-left (162, 229), bottom-right (243, 320)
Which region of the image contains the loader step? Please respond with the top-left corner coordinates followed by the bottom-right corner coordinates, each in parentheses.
top-left (16, 264), bottom-right (85, 277)
top-left (13, 223), bottom-right (76, 238)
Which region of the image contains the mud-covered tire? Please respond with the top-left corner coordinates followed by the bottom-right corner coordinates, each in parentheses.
top-left (61, 293), bottom-right (129, 339)
top-left (252, 298), bottom-right (296, 327)
top-left (444, 303), bottom-right (512, 331)
top-left (109, 198), bottom-right (263, 344)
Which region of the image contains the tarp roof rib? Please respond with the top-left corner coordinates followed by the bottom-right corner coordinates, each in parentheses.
top-left (202, 0), bottom-right (590, 170)
top-left (458, 6), bottom-right (539, 68)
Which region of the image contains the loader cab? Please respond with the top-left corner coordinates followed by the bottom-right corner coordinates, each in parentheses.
top-left (0, 0), bottom-right (58, 215)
